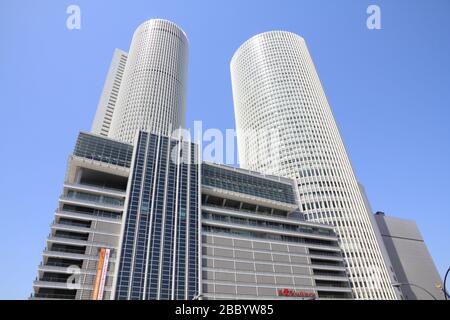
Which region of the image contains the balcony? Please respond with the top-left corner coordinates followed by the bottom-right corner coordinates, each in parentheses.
top-left (47, 243), bottom-right (86, 254)
top-left (33, 280), bottom-right (74, 290)
top-left (39, 276), bottom-right (70, 284)
top-left (64, 182), bottom-right (126, 198)
top-left (51, 223), bottom-right (91, 235)
top-left (30, 292), bottom-right (76, 300)
top-left (60, 191), bottom-right (124, 211)
top-left (38, 263), bottom-right (75, 274)
top-left (56, 207), bottom-right (122, 222)
top-left (57, 218), bottom-right (91, 228)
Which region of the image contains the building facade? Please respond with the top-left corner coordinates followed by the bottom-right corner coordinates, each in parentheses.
top-left (32, 130), bottom-right (202, 300)
top-left (32, 19), bottom-right (438, 301)
top-left (109, 19), bottom-right (189, 144)
top-left (201, 163), bottom-right (353, 300)
top-left (31, 132), bottom-right (133, 300)
top-left (114, 132), bottom-right (201, 300)
top-left (32, 130), bottom-right (353, 300)
top-left (230, 31), bottom-right (397, 299)
top-left (374, 212), bottom-right (444, 300)
top-left (91, 49), bottom-right (128, 137)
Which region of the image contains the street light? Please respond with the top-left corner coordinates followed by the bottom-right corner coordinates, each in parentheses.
top-left (392, 282), bottom-right (438, 300)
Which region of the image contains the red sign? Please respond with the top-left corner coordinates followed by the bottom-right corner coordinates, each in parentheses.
top-left (278, 288), bottom-right (316, 298)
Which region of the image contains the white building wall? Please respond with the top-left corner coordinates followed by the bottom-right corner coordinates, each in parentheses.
top-left (91, 49), bottom-right (128, 137)
top-left (374, 213), bottom-right (444, 300)
top-left (109, 19), bottom-right (188, 144)
top-left (230, 31), bottom-right (398, 299)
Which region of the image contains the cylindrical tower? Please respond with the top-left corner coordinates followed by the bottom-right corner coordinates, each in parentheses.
top-left (231, 31), bottom-right (398, 300)
top-left (109, 19), bottom-right (188, 144)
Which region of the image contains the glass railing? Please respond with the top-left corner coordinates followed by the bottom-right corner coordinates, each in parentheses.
top-left (32, 293), bottom-right (76, 299)
top-left (43, 261), bottom-right (83, 268)
top-left (64, 191), bottom-right (124, 207)
top-left (67, 182), bottom-right (126, 194)
top-left (48, 247), bottom-right (86, 255)
top-left (58, 207), bottom-right (121, 220)
top-left (39, 276), bottom-right (70, 283)
top-left (51, 233), bottom-right (89, 241)
top-left (55, 220), bottom-right (91, 229)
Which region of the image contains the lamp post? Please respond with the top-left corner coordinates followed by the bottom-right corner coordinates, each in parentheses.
top-left (392, 282), bottom-right (438, 300)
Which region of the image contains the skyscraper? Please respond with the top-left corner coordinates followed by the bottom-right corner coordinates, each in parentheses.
top-left (109, 19), bottom-right (189, 144)
top-left (230, 31), bottom-right (397, 299)
top-left (91, 49), bottom-right (128, 137)
top-left (32, 20), bottom-right (414, 301)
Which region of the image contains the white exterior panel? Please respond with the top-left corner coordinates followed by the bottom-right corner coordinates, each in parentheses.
top-left (109, 19), bottom-right (188, 144)
top-left (91, 49), bottom-right (128, 137)
top-left (230, 31), bottom-right (397, 299)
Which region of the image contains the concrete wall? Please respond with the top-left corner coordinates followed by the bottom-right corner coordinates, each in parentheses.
top-left (374, 213), bottom-right (444, 300)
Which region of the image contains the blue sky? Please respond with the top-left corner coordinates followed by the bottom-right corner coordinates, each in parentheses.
top-left (0, 0), bottom-right (449, 299)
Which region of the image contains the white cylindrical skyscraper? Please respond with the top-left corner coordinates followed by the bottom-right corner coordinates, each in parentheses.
top-left (231, 31), bottom-right (397, 299)
top-left (109, 19), bottom-right (188, 144)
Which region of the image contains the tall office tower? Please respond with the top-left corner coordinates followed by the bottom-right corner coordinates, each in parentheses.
top-left (91, 49), bottom-right (128, 137)
top-left (109, 19), bottom-right (189, 144)
top-left (374, 212), bottom-right (444, 300)
top-left (114, 132), bottom-right (200, 300)
top-left (230, 31), bottom-right (397, 299)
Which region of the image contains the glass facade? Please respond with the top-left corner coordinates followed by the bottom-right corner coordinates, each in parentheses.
top-left (74, 132), bottom-right (134, 168)
top-left (202, 164), bottom-right (296, 204)
top-left (115, 132), bottom-right (200, 300)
